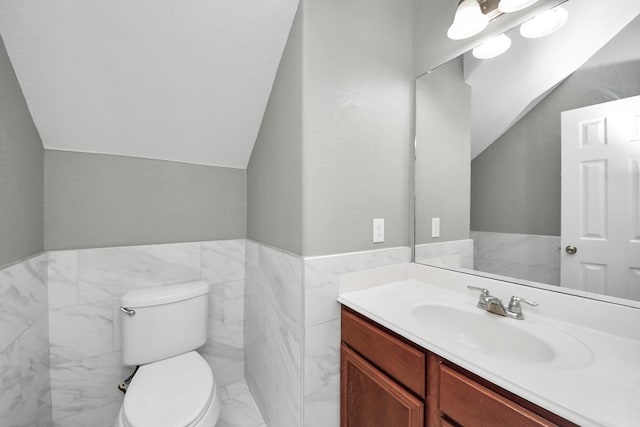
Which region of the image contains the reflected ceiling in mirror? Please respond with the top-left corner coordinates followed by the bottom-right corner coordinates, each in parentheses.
top-left (414, 0), bottom-right (640, 307)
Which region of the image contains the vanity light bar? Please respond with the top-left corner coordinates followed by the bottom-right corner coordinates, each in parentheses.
top-left (447, 0), bottom-right (566, 41)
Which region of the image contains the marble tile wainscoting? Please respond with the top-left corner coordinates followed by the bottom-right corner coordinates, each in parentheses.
top-left (414, 239), bottom-right (474, 270)
top-left (47, 240), bottom-right (246, 427)
top-left (302, 246), bottom-right (411, 427)
top-left (2, 239), bottom-right (411, 427)
top-left (245, 241), bottom-right (304, 427)
top-left (471, 231), bottom-right (561, 286)
top-left (243, 240), bottom-right (411, 427)
top-left (0, 253), bottom-right (51, 427)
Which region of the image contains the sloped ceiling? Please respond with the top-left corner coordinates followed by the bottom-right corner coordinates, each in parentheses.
top-left (464, 0), bottom-right (640, 159)
top-left (0, 0), bottom-right (299, 168)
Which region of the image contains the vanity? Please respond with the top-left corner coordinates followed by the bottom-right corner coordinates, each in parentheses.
top-left (337, 263), bottom-right (640, 427)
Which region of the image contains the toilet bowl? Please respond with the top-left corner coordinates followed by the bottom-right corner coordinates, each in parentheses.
top-left (114, 351), bottom-right (221, 427)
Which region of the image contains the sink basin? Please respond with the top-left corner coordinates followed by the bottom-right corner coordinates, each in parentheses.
top-left (411, 304), bottom-right (593, 367)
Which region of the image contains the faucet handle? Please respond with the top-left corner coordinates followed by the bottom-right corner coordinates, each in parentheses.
top-left (467, 285), bottom-right (491, 309)
top-left (507, 296), bottom-right (539, 320)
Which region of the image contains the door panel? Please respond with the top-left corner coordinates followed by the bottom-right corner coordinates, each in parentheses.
top-left (561, 95), bottom-right (640, 300)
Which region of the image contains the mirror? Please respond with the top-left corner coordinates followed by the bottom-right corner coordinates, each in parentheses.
top-left (414, 0), bottom-right (640, 307)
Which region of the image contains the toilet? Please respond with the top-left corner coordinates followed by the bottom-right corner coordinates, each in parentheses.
top-left (113, 281), bottom-right (221, 427)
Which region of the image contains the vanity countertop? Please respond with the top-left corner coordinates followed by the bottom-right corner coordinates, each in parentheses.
top-left (337, 264), bottom-right (640, 427)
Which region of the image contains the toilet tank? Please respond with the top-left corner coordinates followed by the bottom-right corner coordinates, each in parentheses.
top-left (120, 281), bottom-right (209, 366)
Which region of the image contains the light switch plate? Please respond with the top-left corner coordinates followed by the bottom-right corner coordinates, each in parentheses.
top-left (373, 218), bottom-right (384, 243)
top-left (431, 218), bottom-right (440, 238)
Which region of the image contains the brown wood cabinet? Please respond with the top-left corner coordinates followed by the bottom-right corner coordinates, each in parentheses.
top-left (341, 306), bottom-right (578, 427)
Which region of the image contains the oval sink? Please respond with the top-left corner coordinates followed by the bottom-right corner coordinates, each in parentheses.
top-left (411, 304), bottom-right (593, 367)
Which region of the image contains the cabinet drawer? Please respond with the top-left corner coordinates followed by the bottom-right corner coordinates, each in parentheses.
top-left (439, 365), bottom-right (557, 427)
top-left (342, 308), bottom-right (426, 398)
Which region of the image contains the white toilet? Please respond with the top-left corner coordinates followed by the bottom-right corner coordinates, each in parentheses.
top-left (113, 281), bottom-right (221, 427)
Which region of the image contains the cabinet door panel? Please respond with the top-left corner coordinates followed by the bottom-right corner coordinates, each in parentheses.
top-left (439, 365), bottom-right (557, 427)
top-left (341, 344), bottom-right (424, 427)
top-left (342, 308), bottom-right (426, 398)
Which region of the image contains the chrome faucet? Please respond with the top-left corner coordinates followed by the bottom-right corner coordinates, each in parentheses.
top-left (485, 295), bottom-right (507, 316)
top-left (467, 286), bottom-right (538, 320)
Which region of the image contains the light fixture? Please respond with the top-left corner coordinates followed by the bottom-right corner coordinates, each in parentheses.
top-left (520, 6), bottom-right (568, 38)
top-left (472, 34), bottom-right (512, 59)
top-left (498, 0), bottom-right (540, 13)
top-left (447, 0), bottom-right (489, 40)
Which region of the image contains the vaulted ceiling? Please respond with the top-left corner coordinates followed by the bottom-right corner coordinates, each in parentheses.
top-left (0, 0), bottom-right (299, 168)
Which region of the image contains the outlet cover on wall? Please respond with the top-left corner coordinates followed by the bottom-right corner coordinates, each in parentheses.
top-left (373, 218), bottom-right (384, 243)
top-left (431, 218), bottom-right (440, 238)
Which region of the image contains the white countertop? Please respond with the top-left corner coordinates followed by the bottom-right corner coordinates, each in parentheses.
top-left (337, 264), bottom-right (640, 427)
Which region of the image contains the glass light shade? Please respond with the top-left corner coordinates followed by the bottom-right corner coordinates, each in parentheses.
top-left (447, 0), bottom-right (489, 40)
top-left (472, 34), bottom-right (512, 59)
top-left (520, 6), bottom-right (569, 38)
top-left (498, 0), bottom-right (540, 13)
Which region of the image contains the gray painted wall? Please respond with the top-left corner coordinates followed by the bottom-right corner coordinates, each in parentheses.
top-left (302, 0), bottom-right (413, 256)
top-left (0, 34), bottom-right (44, 267)
top-left (247, 5), bottom-right (303, 255)
top-left (248, 0), bottom-right (414, 257)
top-left (415, 58), bottom-right (470, 244)
top-left (471, 16), bottom-right (640, 236)
top-left (45, 150), bottom-right (246, 250)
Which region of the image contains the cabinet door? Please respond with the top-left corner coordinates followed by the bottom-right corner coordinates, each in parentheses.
top-left (341, 344), bottom-right (424, 427)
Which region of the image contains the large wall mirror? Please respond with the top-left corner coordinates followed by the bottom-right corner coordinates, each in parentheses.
top-left (414, 0), bottom-right (640, 307)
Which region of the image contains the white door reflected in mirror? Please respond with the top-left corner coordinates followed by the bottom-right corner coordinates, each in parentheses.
top-left (561, 95), bottom-right (640, 300)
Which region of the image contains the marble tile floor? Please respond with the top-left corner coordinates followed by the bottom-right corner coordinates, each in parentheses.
top-left (218, 380), bottom-right (267, 427)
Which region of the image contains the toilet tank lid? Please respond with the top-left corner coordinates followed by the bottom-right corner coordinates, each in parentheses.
top-left (121, 281), bottom-right (210, 308)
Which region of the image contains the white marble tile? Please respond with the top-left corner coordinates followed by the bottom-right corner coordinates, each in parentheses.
top-left (47, 251), bottom-right (79, 308)
top-left (0, 255), bottom-right (50, 427)
top-left (245, 240), bottom-right (303, 427)
top-left (225, 279), bottom-right (245, 300)
top-left (202, 281), bottom-right (245, 387)
top-left (0, 255), bottom-right (48, 352)
top-left (415, 239), bottom-right (474, 269)
top-left (475, 258), bottom-right (530, 280)
top-left (209, 282), bottom-right (225, 322)
top-left (49, 302), bottom-right (113, 365)
top-left (304, 247), bottom-right (411, 327)
top-left (78, 242), bottom-right (202, 304)
top-left (218, 380), bottom-right (266, 427)
top-left (50, 351), bottom-right (127, 424)
top-left (20, 318), bottom-right (50, 427)
top-left (475, 232), bottom-right (550, 266)
top-left (112, 303), bottom-right (123, 353)
top-left (0, 316), bottom-right (51, 427)
top-left (304, 319), bottom-right (340, 427)
top-left (473, 232), bottom-right (561, 286)
top-left (202, 240), bottom-right (246, 284)
top-left (202, 351), bottom-right (244, 388)
top-left (224, 281), bottom-right (245, 326)
top-left (0, 337), bottom-right (29, 426)
top-left (52, 403), bottom-right (121, 427)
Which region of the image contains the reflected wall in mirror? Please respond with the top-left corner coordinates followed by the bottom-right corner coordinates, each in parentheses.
top-left (414, 0), bottom-right (640, 306)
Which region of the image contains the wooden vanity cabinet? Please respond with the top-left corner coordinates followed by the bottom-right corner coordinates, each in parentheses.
top-left (341, 306), bottom-right (577, 427)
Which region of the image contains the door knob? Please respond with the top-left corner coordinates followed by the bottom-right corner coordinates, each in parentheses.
top-left (565, 245), bottom-right (577, 255)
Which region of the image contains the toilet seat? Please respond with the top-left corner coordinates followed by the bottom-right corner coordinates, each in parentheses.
top-left (122, 351), bottom-right (215, 427)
